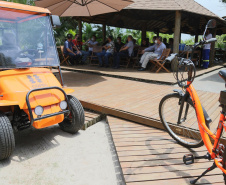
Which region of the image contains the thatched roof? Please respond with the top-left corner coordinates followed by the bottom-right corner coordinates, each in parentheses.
top-left (79, 0), bottom-right (226, 35)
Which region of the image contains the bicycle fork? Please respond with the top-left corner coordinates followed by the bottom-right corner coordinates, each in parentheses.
top-left (177, 92), bottom-right (190, 125)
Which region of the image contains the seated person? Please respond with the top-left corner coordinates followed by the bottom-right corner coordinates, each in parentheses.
top-left (86, 35), bottom-right (98, 55)
top-left (141, 38), bottom-right (149, 47)
top-left (63, 34), bottom-right (81, 65)
top-left (169, 38), bottom-right (174, 52)
top-left (96, 36), bottom-right (115, 67)
top-left (115, 37), bottom-right (124, 53)
top-left (113, 35), bottom-right (134, 69)
top-left (138, 36), bottom-right (166, 71)
top-left (150, 36), bottom-right (157, 46)
top-left (133, 39), bottom-right (139, 47)
top-left (163, 38), bottom-right (169, 48)
top-left (72, 34), bottom-right (83, 50)
top-left (72, 34), bottom-right (89, 64)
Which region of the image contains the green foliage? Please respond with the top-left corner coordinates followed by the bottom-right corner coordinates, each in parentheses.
top-left (216, 34), bottom-right (226, 49)
top-left (54, 17), bottom-right (78, 46)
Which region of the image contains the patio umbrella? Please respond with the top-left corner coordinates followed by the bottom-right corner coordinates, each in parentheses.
top-left (35, 0), bottom-right (133, 17)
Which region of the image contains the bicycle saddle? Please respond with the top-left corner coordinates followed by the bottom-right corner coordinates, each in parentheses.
top-left (219, 70), bottom-right (226, 83)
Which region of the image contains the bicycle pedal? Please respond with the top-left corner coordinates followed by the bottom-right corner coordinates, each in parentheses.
top-left (183, 154), bottom-right (194, 165)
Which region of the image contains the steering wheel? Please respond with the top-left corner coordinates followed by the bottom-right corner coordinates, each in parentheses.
top-left (15, 49), bottom-right (36, 65)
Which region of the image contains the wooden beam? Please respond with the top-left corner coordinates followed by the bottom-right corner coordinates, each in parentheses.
top-left (209, 28), bottom-right (216, 66)
top-left (78, 19), bottom-right (82, 40)
top-left (102, 24), bottom-right (106, 43)
top-left (173, 11), bottom-right (181, 54)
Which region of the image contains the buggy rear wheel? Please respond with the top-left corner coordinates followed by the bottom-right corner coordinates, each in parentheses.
top-left (59, 95), bottom-right (85, 134)
top-left (0, 112), bottom-right (15, 160)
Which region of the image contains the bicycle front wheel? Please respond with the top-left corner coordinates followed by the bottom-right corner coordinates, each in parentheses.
top-left (159, 93), bottom-right (204, 148)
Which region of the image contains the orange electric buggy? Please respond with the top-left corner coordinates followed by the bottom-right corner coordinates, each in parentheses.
top-left (0, 2), bottom-right (84, 160)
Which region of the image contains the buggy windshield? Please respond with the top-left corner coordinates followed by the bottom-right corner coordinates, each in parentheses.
top-left (0, 8), bottom-right (59, 68)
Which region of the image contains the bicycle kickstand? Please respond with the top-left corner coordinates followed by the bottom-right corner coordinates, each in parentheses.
top-left (190, 162), bottom-right (217, 184)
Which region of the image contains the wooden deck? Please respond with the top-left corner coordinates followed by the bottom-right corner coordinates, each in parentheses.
top-left (108, 116), bottom-right (224, 185)
top-left (60, 64), bottom-right (223, 85)
top-left (83, 110), bottom-right (103, 130)
top-left (60, 71), bottom-right (222, 136)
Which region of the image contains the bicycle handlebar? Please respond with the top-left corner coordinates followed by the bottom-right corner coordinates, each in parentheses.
top-left (170, 38), bottom-right (217, 88)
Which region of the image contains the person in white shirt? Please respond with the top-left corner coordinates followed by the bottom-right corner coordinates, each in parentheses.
top-left (87, 35), bottom-right (98, 55)
top-left (203, 29), bottom-right (212, 69)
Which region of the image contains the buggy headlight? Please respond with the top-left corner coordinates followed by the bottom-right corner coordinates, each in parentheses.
top-left (34, 106), bottom-right (44, 116)
top-left (60, 101), bottom-right (67, 110)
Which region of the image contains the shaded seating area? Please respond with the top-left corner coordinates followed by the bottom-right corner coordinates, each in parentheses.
top-left (53, 0), bottom-right (226, 73)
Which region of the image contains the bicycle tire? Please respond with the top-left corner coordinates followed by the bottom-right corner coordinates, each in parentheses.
top-left (223, 146), bottom-right (226, 184)
top-left (159, 93), bottom-right (204, 148)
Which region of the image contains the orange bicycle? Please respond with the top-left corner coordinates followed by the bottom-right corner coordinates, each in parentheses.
top-left (159, 19), bottom-right (226, 184)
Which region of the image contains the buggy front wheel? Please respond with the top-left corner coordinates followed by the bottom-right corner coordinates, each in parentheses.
top-left (59, 95), bottom-right (85, 134)
top-left (0, 112), bottom-right (15, 160)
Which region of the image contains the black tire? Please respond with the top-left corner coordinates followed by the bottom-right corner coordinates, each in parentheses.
top-left (59, 95), bottom-right (85, 134)
top-left (159, 93), bottom-right (204, 148)
top-left (0, 112), bottom-right (15, 160)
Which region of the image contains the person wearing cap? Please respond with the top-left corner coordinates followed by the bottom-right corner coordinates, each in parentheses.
top-left (138, 36), bottom-right (166, 71)
top-left (63, 34), bottom-right (81, 65)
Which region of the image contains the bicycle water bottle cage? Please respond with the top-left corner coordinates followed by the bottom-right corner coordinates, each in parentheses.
top-left (175, 59), bottom-right (196, 89)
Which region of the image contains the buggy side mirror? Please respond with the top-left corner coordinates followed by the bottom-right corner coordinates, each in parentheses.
top-left (51, 15), bottom-right (61, 28)
top-left (206, 19), bottom-right (216, 29)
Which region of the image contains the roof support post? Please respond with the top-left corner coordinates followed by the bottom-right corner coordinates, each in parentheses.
top-left (173, 11), bottom-right (181, 53)
top-left (209, 28), bottom-right (216, 66)
top-left (78, 19), bottom-right (82, 40)
top-left (142, 24), bottom-right (147, 41)
top-left (102, 23), bottom-right (106, 43)
top-left (195, 34), bottom-right (199, 43)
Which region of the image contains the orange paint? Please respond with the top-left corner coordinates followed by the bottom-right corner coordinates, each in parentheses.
top-left (0, 67), bottom-right (74, 129)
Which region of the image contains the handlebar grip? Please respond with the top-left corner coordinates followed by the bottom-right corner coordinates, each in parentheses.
top-left (205, 38), bottom-right (217, 44)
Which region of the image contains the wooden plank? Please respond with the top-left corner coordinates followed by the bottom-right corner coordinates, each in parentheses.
top-left (107, 117), bottom-right (224, 184)
top-left (126, 174), bottom-right (224, 185)
top-left (124, 168), bottom-right (222, 183)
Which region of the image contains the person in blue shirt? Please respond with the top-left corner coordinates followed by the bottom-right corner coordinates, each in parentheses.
top-left (138, 36), bottom-right (166, 71)
top-left (113, 35), bottom-right (134, 69)
top-left (63, 34), bottom-right (81, 65)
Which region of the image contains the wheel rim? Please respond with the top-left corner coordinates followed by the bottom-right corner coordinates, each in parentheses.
top-left (161, 96), bottom-right (202, 146)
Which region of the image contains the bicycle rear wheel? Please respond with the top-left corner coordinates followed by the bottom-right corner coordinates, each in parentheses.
top-left (223, 146), bottom-right (226, 184)
top-left (159, 93), bottom-right (204, 148)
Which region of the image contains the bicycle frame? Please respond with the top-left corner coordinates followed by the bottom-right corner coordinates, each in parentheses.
top-left (186, 81), bottom-right (226, 173)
